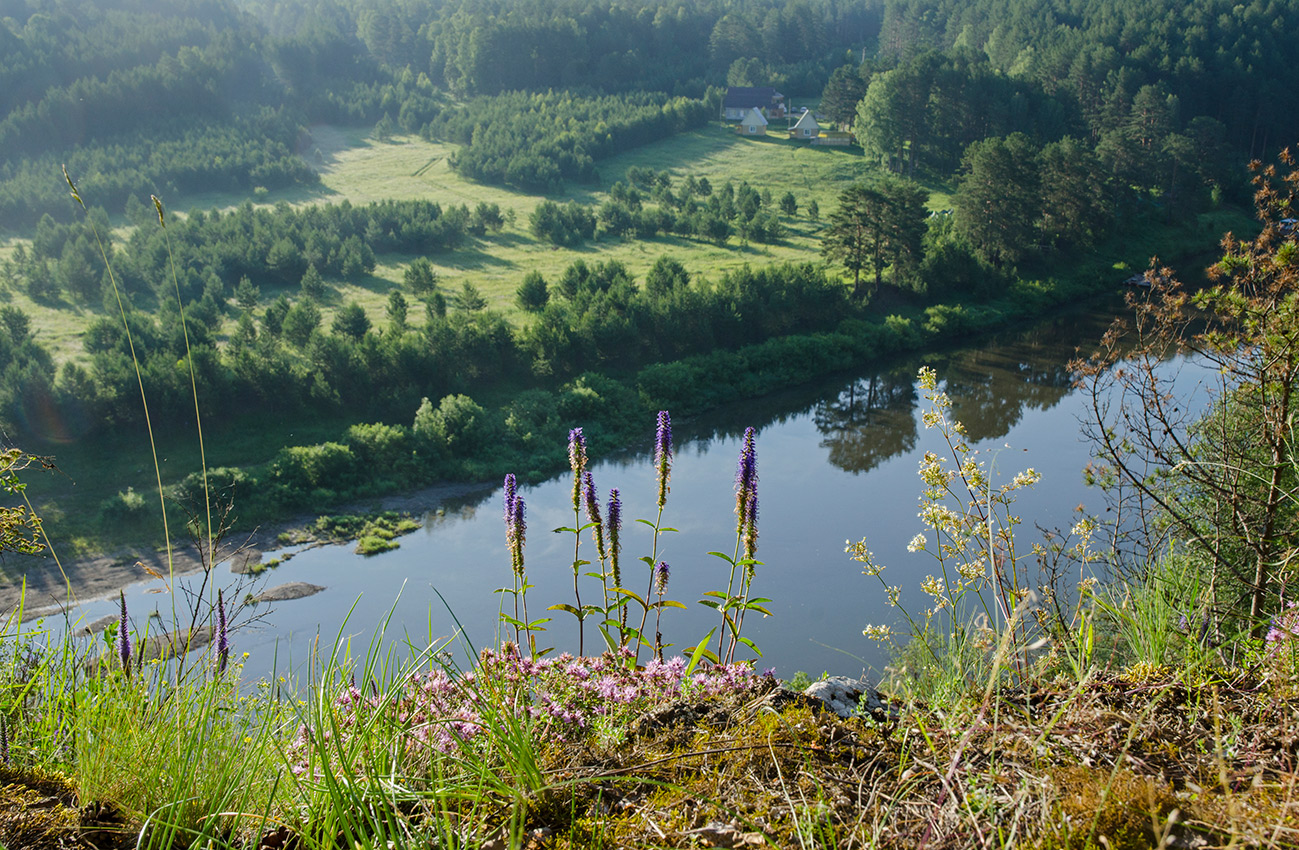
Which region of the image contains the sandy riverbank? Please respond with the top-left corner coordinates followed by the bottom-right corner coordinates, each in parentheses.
top-left (0, 480), bottom-right (495, 622)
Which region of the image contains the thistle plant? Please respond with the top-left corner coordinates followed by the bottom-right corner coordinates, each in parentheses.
top-left (851, 366), bottom-right (1042, 687)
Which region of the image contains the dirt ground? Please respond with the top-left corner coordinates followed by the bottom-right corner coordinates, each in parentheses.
top-left (0, 480), bottom-right (494, 622)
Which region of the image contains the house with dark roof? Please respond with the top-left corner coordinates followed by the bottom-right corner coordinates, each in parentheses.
top-left (722, 86), bottom-right (785, 120)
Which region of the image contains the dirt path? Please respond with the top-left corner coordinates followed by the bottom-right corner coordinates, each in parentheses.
top-left (1, 480), bottom-right (495, 622)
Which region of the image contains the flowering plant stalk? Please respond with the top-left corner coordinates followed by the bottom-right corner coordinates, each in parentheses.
top-left (700, 427), bottom-right (771, 664)
top-left (498, 473), bottom-right (549, 655)
top-left (851, 366), bottom-right (1042, 685)
top-left (619, 411), bottom-right (686, 663)
top-left (548, 429), bottom-right (606, 656)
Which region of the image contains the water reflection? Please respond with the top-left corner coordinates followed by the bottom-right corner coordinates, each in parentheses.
top-left (812, 309), bottom-right (1120, 473)
top-left (814, 370), bottom-right (917, 474)
top-left (51, 299), bottom-right (1161, 681)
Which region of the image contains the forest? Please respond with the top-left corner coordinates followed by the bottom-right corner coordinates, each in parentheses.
top-left (4, 0), bottom-right (1294, 230)
top-left (0, 0), bottom-right (1295, 545)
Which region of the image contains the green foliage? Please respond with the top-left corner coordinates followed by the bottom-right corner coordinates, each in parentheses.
top-left (515, 271), bottom-right (549, 314)
top-left (529, 201), bottom-right (596, 246)
top-left (331, 302), bottom-right (371, 341)
top-left (823, 177), bottom-right (930, 298)
top-left (953, 133), bottom-right (1042, 268)
top-left (404, 258), bottom-right (439, 295)
top-left (299, 264), bottom-right (326, 301)
top-left (435, 91), bottom-right (711, 191)
top-left (413, 393), bottom-right (494, 457)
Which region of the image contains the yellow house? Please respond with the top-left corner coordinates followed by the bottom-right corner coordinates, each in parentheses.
top-left (736, 107), bottom-right (768, 136)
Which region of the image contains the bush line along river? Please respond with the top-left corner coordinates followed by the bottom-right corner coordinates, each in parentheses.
top-left (39, 296), bottom-right (1213, 681)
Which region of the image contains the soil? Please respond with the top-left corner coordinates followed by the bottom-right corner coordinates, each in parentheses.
top-left (0, 479), bottom-right (494, 622)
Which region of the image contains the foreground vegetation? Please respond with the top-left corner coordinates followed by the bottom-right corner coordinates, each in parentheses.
top-left (4, 183), bottom-right (1299, 843)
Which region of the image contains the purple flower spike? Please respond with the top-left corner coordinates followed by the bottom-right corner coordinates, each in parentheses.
top-left (607, 488), bottom-right (622, 588)
top-left (735, 427), bottom-right (758, 536)
top-left (654, 411), bottom-right (673, 508)
top-left (655, 561), bottom-right (670, 596)
top-left (583, 471), bottom-right (606, 558)
top-left (117, 591), bottom-right (131, 679)
top-left (568, 428), bottom-right (587, 511)
top-left (503, 473), bottom-right (518, 525)
top-left (503, 473), bottom-right (527, 578)
top-left (215, 588), bottom-right (229, 674)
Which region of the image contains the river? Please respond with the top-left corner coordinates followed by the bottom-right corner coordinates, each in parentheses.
top-left (50, 298), bottom-right (1214, 683)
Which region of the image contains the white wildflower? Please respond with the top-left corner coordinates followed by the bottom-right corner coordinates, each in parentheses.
top-left (862, 624), bottom-right (893, 641)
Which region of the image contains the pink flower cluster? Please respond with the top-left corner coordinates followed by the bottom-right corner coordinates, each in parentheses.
top-left (288, 646), bottom-right (769, 775)
top-left (1265, 600), bottom-right (1299, 650)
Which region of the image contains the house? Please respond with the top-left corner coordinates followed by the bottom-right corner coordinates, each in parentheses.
top-left (722, 86), bottom-right (785, 120)
top-left (789, 110), bottom-right (820, 140)
top-left (735, 107), bottom-right (768, 136)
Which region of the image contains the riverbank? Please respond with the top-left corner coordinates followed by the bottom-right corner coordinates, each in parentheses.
top-left (4, 208), bottom-right (1250, 625)
top-left (4, 478), bottom-right (494, 621)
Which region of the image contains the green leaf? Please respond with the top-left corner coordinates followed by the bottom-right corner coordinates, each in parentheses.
top-left (547, 603), bottom-right (584, 618)
top-left (707, 551), bottom-right (736, 564)
top-left (701, 591), bottom-right (729, 599)
top-left (652, 600), bottom-right (688, 610)
top-left (745, 604), bottom-right (774, 617)
top-left (635, 518), bottom-right (658, 528)
top-left (611, 587), bottom-right (647, 606)
top-left (499, 615), bottom-right (526, 628)
top-left (685, 628), bottom-right (718, 674)
top-left (736, 636), bottom-right (762, 656)
top-left (526, 618), bottom-right (552, 628)
top-left (698, 600), bottom-right (720, 611)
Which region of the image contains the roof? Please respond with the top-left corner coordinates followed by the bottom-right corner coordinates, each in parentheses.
top-left (740, 107), bottom-right (768, 125)
top-left (792, 111), bottom-right (819, 130)
top-left (723, 86), bottom-right (784, 109)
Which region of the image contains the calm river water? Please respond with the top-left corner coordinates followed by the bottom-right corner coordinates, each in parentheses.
top-left (60, 299), bottom-right (1213, 682)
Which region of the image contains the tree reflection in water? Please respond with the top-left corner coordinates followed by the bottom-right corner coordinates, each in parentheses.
top-left (812, 308), bottom-right (1120, 472)
top-left (814, 369), bottom-right (917, 474)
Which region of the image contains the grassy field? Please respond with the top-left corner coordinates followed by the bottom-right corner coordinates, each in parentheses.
top-left (3, 122), bottom-right (1250, 556)
top-left (4, 123), bottom-right (913, 555)
top-left (12, 124), bottom-right (891, 367)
